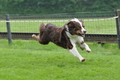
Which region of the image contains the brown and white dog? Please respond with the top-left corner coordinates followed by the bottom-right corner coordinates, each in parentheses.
top-left (32, 18), bottom-right (91, 62)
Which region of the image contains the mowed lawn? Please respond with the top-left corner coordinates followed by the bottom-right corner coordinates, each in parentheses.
top-left (0, 39), bottom-right (120, 80)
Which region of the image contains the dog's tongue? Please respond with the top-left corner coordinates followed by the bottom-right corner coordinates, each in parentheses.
top-left (78, 33), bottom-right (85, 37)
top-left (81, 34), bottom-right (85, 37)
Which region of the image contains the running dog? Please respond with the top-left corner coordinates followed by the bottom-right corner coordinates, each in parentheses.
top-left (32, 18), bottom-right (91, 62)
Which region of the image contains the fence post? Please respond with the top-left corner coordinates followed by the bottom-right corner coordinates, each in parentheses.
top-left (6, 14), bottom-right (12, 44)
top-left (115, 9), bottom-right (120, 49)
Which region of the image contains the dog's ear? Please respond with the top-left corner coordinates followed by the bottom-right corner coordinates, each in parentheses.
top-left (67, 21), bottom-right (75, 27)
top-left (79, 20), bottom-right (84, 23)
top-left (79, 20), bottom-right (85, 27)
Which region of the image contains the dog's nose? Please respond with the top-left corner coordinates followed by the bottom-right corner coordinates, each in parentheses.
top-left (83, 31), bottom-right (86, 34)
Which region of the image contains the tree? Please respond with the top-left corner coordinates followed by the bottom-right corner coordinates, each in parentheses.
top-left (0, 0), bottom-right (120, 14)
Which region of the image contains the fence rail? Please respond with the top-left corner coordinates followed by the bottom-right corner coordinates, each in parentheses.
top-left (0, 32), bottom-right (117, 44)
top-left (0, 16), bottom-right (118, 22)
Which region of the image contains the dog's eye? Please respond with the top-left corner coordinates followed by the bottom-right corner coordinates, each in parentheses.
top-left (77, 26), bottom-right (81, 29)
top-left (75, 29), bottom-right (79, 31)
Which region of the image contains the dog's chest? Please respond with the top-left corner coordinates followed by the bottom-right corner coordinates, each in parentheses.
top-left (66, 31), bottom-right (84, 44)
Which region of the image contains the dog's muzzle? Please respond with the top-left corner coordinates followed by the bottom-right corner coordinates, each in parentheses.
top-left (77, 31), bottom-right (86, 37)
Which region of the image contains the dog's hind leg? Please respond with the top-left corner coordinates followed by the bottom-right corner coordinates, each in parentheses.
top-left (32, 34), bottom-right (40, 41)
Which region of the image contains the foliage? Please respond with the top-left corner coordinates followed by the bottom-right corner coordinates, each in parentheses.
top-left (0, 39), bottom-right (120, 80)
top-left (0, 0), bottom-right (120, 14)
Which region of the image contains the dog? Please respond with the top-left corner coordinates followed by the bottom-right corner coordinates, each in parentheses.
top-left (32, 18), bottom-right (91, 62)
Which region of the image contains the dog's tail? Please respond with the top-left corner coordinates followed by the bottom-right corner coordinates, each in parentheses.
top-left (40, 22), bottom-right (45, 31)
top-left (40, 22), bottom-right (46, 36)
top-left (32, 22), bottom-right (46, 41)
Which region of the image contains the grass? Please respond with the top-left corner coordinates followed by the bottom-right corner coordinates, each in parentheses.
top-left (0, 39), bottom-right (120, 80)
top-left (0, 18), bottom-right (117, 34)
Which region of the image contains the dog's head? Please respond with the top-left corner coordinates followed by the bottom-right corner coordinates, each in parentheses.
top-left (65, 18), bottom-right (86, 37)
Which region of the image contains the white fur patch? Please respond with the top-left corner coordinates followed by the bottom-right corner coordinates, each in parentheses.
top-left (70, 18), bottom-right (82, 27)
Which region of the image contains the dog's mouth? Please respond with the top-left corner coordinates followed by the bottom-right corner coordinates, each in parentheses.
top-left (78, 33), bottom-right (85, 37)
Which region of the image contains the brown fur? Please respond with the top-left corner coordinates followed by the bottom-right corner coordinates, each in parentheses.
top-left (32, 20), bottom-right (84, 49)
top-left (32, 22), bottom-right (73, 49)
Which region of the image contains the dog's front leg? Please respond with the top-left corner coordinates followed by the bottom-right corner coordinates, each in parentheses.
top-left (80, 42), bottom-right (91, 53)
top-left (68, 44), bottom-right (86, 62)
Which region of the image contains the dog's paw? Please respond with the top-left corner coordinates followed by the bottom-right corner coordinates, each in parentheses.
top-left (32, 34), bottom-right (39, 41)
top-left (86, 48), bottom-right (91, 53)
top-left (81, 58), bottom-right (86, 62)
top-left (32, 34), bottom-right (36, 38)
top-left (32, 34), bottom-right (38, 41)
top-left (32, 34), bottom-right (38, 39)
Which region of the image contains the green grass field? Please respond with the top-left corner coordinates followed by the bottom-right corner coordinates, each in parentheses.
top-left (0, 39), bottom-right (120, 80)
top-left (0, 18), bottom-right (117, 34)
